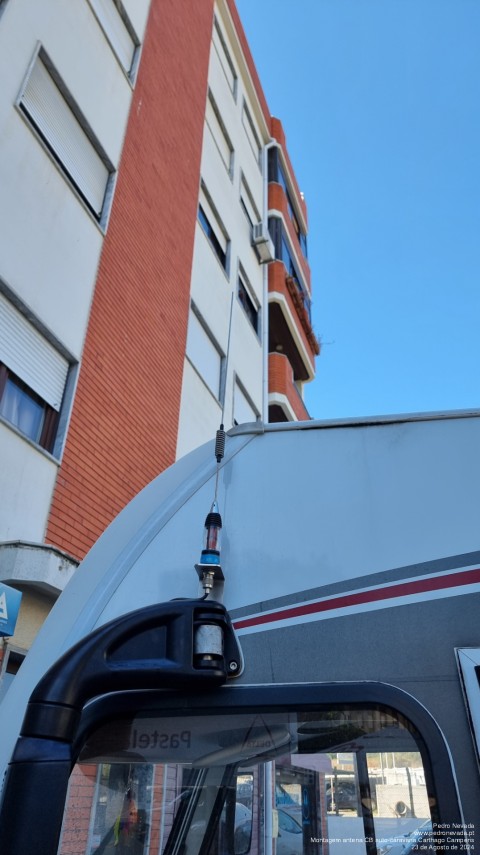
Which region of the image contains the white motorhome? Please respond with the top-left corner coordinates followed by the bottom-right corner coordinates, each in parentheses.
top-left (0, 409), bottom-right (479, 854)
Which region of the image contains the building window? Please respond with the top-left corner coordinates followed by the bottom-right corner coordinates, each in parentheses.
top-left (240, 175), bottom-right (260, 229)
top-left (198, 186), bottom-right (229, 272)
top-left (88, 0), bottom-right (140, 77)
top-left (268, 148), bottom-right (308, 259)
top-left (0, 291), bottom-right (69, 453)
top-left (186, 306), bottom-right (223, 400)
top-left (212, 17), bottom-right (237, 97)
top-left (268, 218), bottom-right (312, 321)
top-left (238, 271), bottom-right (259, 336)
top-left (233, 378), bottom-right (258, 426)
top-left (0, 365), bottom-right (57, 451)
top-left (242, 101), bottom-right (262, 170)
top-left (205, 90), bottom-right (233, 177)
top-left (18, 48), bottom-right (115, 222)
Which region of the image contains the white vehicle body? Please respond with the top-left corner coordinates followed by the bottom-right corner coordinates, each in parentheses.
top-left (1, 408), bottom-right (480, 845)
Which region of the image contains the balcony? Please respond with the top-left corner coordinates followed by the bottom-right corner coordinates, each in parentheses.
top-left (268, 262), bottom-right (319, 383)
top-left (268, 182), bottom-right (311, 291)
top-left (268, 352), bottom-right (310, 422)
top-left (0, 541), bottom-right (78, 597)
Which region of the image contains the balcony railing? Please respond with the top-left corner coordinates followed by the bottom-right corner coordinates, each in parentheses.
top-left (285, 275), bottom-right (320, 356)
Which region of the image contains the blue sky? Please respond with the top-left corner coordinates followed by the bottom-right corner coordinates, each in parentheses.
top-left (236, 0), bottom-right (480, 419)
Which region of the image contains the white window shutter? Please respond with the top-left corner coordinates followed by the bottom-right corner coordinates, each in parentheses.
top-left (242, 104), bottom-right (261, 164)
top-left (89, 0), bottom-right (136, 72)
top-left (234, 382), bottom-right (256, 425)
top-left (21, 57), bottom-right (110, 216)
top-left (186, 310), bottom-right (221, 398)
top-left (212, 20), bottom-right (236, 93)
top-left (0, 293), bottom-right (69, 411)
top-left (206, 94), bottom-right (232, 171)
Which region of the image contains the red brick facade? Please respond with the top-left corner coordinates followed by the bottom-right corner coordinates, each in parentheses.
top-left (268, 262), bottom-right (318, 364)
top-left (268, 183), bottom-right (311, 290)
top-left (45, 0), bottom-right (215, 560)
top-left (268, 352), bottom-right (310, 421)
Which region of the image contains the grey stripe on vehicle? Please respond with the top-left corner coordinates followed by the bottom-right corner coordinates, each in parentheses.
top-left (228, 548), bottom-right (480, 620)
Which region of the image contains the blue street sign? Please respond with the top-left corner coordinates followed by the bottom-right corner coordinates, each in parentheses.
top-left (0, 583), bottom-right (22, 637)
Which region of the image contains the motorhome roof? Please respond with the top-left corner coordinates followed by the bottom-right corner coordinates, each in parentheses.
top-left (228, 406), bottom-right (480, 436)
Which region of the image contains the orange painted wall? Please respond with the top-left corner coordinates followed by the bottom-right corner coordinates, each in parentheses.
top-left (46, 0), bottom-right (215, 560)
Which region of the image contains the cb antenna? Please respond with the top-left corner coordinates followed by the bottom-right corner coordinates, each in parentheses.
top-left (214, 291), bottom-right (234, 501)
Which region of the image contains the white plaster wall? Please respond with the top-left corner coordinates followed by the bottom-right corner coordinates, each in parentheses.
top-left (177, 5), bottom-right (266, 453)
top-left (0, 422), bottom-right (58, 543)
top-left (176, 358), bottom-right (223, 460)
top-left (121, 0), bottom-right (152, 42)
top-left (0, 0), bottom-right (148, 358)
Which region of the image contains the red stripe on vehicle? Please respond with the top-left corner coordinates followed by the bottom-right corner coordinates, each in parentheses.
top-left (233, 567), bottom-right (480, 630)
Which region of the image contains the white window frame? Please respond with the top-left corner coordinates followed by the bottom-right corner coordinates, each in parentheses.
top-left (239, 172), bottom-right (261, 228)
top-left (233, 372), bottom-right (259, 427)
top-left (242, 99), bottom-right (262, 171)
top-left (87, 0), bottom-right (141, 84)
top-left (16, 44), bottom-right (116, 231)
top-left (186, 302), bottom-right (226, 403)
top-left (212, 16), bottom-right (237, 100)
top-left (0, 276), bottom-right (78, 462)
top-left (237, 262), bottom-right (261, 342)
top-left (206, 89), bottom-right (234, 179)
top-left (198, 182), bottom-right (231, 277)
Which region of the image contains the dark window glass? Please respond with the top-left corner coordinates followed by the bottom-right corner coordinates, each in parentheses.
top-left (0, 364), bottom-right (57, 451)
top-left (300, 231), bottom-right (308, 258)
top-left (240, 197), bottom-right (253, 229)
top-left (275, 159), bottom-right (308, 261)
top-left (0, 374), bottom-right (45, 442)
top-left (198, 204), bottom-right (227, 270)
top-left (238, 277), bottom-right (258, 334)
top-left (281, 235), bottom-right (311, 321)
top-left (60, 705), bottom-right (438, 855)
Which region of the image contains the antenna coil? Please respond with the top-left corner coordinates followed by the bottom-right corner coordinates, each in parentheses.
top-left (215, 427), bottom-right (226, 462)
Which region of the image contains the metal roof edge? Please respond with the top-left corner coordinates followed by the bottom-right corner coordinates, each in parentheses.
top-left (227, 408), bottom-right (480, 437)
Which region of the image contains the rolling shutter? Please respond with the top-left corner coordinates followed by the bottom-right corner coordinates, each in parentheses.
top-left (199, 187), bottom-right (228, 254)
top-left (206, 93), bottom-right (232, 171)
top-left (21, 56), bottom-right (110, 216)
top-left (89, 0), bottom-right (136, 72)
top-left (212, 19), bottom-right (236, 93)
top-left (0, 293), bottom-right (69, 411)
top-left (234, 381), bottom-right (257, 425)
top-left (186, 310), bottom-right (221, 398)
top-left (242, 103), bottom-right (261, 165)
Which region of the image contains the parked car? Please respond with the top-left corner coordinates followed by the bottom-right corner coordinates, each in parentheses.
top-left (326, 781), bottom-right (358, 812)
top-left (276, 808), bottom-right (303, 855)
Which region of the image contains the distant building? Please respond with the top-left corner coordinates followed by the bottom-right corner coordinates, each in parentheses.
top-left (0, 0), bottom-right (318, 693)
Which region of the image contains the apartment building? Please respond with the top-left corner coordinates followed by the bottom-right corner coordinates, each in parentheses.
top-left (0, 0), bottom-right (317, 697)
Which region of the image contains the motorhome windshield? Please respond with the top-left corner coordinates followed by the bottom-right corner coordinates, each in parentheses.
top-left (58, 705), bottom-right (437, 855)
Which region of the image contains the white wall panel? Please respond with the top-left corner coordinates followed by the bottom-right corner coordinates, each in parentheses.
top-left (89, 0), bottom-right (136, 72)
top-left (176, 359), bottom-right (222, 460)
top-left (205, 93), bottom-right (232, 172)
top-left (21, 55), bottom-right (110, 216)
top-left (121, 0), bottom-right (152, 42)
top-left (0, 0), bottom-right (140, 358)
top-left (0, 422), bottom-right (58, 542)
top-left (234, 380), bottom-right (256, 425)
top-left (0, 118), bottom-right (104, 358)
top-left (186, 309), bottom-right (222, 398)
